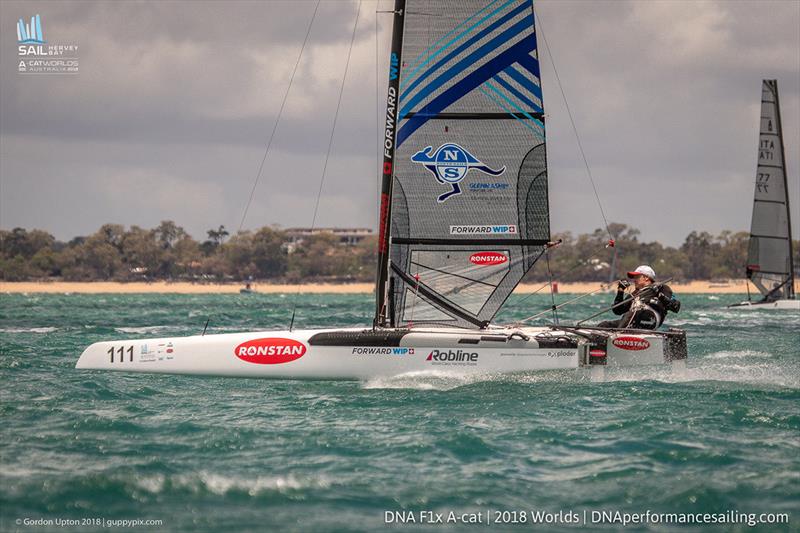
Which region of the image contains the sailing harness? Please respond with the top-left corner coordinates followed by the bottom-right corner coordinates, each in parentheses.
top-left (619, 296), bottom-right (662, 329)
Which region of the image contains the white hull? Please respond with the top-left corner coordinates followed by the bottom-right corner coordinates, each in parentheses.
top-left (728, 299), bottom-right (800, 310)
top-left (76, 325), bottom-right (686, 380)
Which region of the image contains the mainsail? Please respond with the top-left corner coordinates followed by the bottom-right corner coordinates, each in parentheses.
top-left (376, 0), bottom-right (549, 328)
top-left (746, 79), bottom-right (795, 301)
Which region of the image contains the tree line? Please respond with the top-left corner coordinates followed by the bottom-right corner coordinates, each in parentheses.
top-left (1, 221), bottom-right (797, 283)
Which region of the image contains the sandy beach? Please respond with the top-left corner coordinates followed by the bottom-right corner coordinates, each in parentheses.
top-left (3, 279), bottom-right (788, 294)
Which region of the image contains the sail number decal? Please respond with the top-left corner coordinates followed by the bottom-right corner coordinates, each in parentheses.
top-left (107, 342), bottom-right (174, 363)
top-left (756, 173), bottom-right (770, 194)
top-left (759, 138), bottom-right (775, 161)
top-left (234, 338), bottom-right (306, 365)
top-left (108, 345), bottom-right (134, 363)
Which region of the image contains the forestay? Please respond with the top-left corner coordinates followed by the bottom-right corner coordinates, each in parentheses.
top-left (388, 0), bottom-right (550, 328)
top-left (746, 80), bottom-right (795, 300)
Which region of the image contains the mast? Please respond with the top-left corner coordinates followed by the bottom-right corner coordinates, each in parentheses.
top-left (374, 0), bottom-right (405, 327)
top-left (773, 80), bottom-right (795, 299)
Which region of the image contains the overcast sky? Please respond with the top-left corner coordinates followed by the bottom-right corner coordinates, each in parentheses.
top-left (1, 0), bottom-right (798, 247)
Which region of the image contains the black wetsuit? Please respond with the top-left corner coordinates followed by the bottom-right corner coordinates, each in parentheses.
top-left (597, 284), bottom-right (680, 330)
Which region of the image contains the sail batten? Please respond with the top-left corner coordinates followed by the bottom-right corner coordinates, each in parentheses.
top-left (746, 79), bottom-right (795, 301)
top-left (386, 0), bottom-right (549, 328)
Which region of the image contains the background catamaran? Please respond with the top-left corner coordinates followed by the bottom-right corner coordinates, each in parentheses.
top-left (76, 0), bottom-right (687, 379)
top-left (731, 80), bottom-right (799, 310)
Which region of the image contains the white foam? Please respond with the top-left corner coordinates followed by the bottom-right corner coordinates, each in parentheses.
top-left (0, 327), bottom-right (57, 333)
top-left (362, 370), bottom-right (492, 390)
top-left (135, 472), bottom-right (334, 496)
top-left (114, 326), bottom-right (168, 334)
top-left (600, 360), bottom-right (799, 388)
top-left (706, 350), bottom-right (773, 360)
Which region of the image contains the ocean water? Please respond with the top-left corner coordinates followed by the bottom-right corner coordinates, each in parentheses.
top-left (1, 292), bottom-right (798, 532)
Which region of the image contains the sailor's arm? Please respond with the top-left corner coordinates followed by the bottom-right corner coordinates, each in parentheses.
top-left (655, 284), bottom-right (681, 313)
top-left (612, 282), bottom-right (632, 315)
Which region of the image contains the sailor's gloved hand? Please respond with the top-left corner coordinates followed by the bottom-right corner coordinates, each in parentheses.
top-left (617, 280), bottom-right (630, 292)
top-left (650, 283), bottom-right (663, 293)
top-left (658, 292), bottom-right (681, 313)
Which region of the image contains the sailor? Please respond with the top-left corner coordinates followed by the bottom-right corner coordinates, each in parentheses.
top-left (597, 265), bottom-right (680, 329)
top-left (762, 281), bottom-right (783, 303)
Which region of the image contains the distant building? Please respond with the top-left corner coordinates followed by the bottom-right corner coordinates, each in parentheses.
top-left (284, 227), bottom-right (373, 252)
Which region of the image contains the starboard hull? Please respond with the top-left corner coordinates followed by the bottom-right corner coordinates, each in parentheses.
top-left (76, 326), bottom-right (686, 380)
top-left (728, 299), bottom-right (800, 310)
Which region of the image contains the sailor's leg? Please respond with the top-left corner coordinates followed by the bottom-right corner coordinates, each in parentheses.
top-left (628, 309), bottom-right (658, 330)
top-left (590, 364), bottom-right (606, 382)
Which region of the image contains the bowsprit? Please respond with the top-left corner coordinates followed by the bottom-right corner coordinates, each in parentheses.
top-left (411, 143), bottom-right (505, 202)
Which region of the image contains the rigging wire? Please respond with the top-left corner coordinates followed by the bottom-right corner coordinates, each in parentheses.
top-left (290, 0), bottom-right (363, 330)
top-left (308, 0), bottom-right (362, 242)
top-left (496, 12), bottom-right (618, 328)
top-left (536, 12), bottom-right (614, 242)
top-left (236, 0), bottom-right (321, 234)
top-left (499, 241), bottom-right (617, 324)
top-left (545, 250), bottom-right (559, 325)
top-left (514, 283), bottom-right (612, 325)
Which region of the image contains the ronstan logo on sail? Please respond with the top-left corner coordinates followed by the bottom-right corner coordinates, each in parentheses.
top-left (469, 252), bottom-right (508, 266)
top-left (234, 338), bottom-right (306, 364)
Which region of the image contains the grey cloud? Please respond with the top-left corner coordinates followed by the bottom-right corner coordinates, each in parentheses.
top-left (1, 0), bottom-right (798, 247)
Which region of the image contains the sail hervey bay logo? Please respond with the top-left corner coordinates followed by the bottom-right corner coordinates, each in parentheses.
top-left (411, 143), bottom-right (505, 203)
top-left (17, 14), bottom-right (45, 44)
top-left (235, 338), bottom-right (306, 364)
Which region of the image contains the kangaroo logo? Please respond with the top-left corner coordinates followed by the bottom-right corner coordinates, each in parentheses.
top-left (411, 143), bottom-right (505, 202)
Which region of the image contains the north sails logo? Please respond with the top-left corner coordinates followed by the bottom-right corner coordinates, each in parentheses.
top-left (411, 143), bottom-right (505, 202)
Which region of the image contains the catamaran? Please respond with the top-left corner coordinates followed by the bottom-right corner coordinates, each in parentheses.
top-left (76, 0), bottom-right (687, 379)
top-left (730, 80), bottom-right (798, 310)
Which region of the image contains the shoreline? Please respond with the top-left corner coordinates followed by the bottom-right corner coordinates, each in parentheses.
top-left (2, 280), bottom-right (787, 294)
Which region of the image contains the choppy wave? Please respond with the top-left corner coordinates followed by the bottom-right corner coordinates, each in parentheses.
top-left (131, 471), bottom-right (334, 496)
top-left (113, 326), bottom-right (169, 334)
top-left (0, 326), bottom-right (57, 333)
top-left (362, 370), bottom-right (496, 390)
top-left (1, 292), bottom-right (798, 529)
top-left (706, 350), bottom-right (773, 359)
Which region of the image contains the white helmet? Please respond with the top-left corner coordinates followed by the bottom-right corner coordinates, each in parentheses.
top-left (627, 265), bottom-right (656, 281)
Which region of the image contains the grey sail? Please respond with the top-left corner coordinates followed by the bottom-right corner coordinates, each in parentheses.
top-left (746, 79), bottom-right (795, 301)
top-left (382, 0), bottom-right (549, 328)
